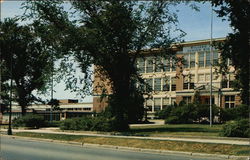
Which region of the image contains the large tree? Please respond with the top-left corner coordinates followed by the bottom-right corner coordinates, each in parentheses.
top-left (212, 0), bottom-right (250, 105)
top-left (23, 0), bottom-right (187, 130)
top-left (0, 18), bottom-right (54, 115)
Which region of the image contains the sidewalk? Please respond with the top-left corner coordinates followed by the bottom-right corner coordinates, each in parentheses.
top-left (1, 127), bottom-right (249, 146)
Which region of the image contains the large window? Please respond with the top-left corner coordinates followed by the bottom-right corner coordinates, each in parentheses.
top-left (190, 53), bottom-right (195, 68)
top-left (183, 75), bottom-right (194, 90)
top-left (205, 52), bottom-right (211, 67)
top-left (183, 96), bottom-right (192, 104)
top-left (154, 98), bottom-right (161, 112)
top-left (155, 57), bottom-right (162, 72)
top-left (199, 52), bottom-right (205, 67)
top-left (145, 78), bottom-right (153, 92)
top-left (221, 74), bottom-right (235, 88)
top-left (146, 99), bottom-right (153, 112)
top-left (183, 54), bottom-right (189, 68)
top-left (162, 98), bottom-right (169, 109)
top-left (146, 57), bottom-right (154, 73)
top-left (137, 58), bottom-right (145, 74)
top-left (225, 95), bottom-right (235, 108)
top-left (163, 58), bottom-right (171, 72)
top-left (171, 77), bottom-right (176, 91)
top-left (154, 78), bottom-right (161, 91)
top-left (162, 77), bottom-right (170, 91)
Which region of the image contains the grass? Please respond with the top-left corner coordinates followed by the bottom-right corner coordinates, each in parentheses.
top-left (122, 124), bottom-right (223, 137)
top-left (14, 132), bottom-right (249, 156)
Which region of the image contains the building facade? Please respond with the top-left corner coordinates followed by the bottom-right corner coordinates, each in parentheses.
top-left (93, 38), bottom-right (241, 118)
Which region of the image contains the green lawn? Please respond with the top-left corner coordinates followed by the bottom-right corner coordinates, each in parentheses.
top-left (14, 132), bottom-right (249, 156)
top-left (123, 124), bottom-right (223, 138)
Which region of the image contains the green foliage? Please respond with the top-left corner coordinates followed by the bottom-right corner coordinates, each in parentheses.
top-left (220, 119), bottom-right (249, 138)
top-left (22, 1), bottom-right (189, 131)
top-left (0, 18), bottom-right (54, 115)
top-left (162, 103), bottom-right (219, 124)
top-left (220, 104), bottom-right (249, 122)
top-left (60, 116), bottom-right (118, 132)
top-left (213, 0), bottom-right (250, 105)
top-left (13, 114), bottom-right (46, 129)
top-left (155, 105), bottom-right (174, 119)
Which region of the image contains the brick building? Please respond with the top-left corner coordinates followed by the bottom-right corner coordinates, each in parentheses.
top-left (93, 38), bottom-right (241, 118)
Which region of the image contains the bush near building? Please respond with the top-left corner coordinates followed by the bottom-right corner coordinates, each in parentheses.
top-left (155, 103), bottom-right (219, 124)
top-left (13, 114), bottom-right (46, 129)
top-left (220, 119), bottom-right (249, 138)
top-left (219, 104), bottom-right (249, 122)
top-left (60, 116), bottom-right (117, 132)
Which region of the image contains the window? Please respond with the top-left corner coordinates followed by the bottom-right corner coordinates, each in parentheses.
top-left (199, 52), bottom-right (205, 67)
top-left (183, 75), bottom-right (194, 90)
top-left (198, 74), bottom-right (205, 82)
top-left (229, 74), bottom-right (235, 88)
top-left (163, 58), bottom-right (171, 72)
top-left (205, 73), bottom-right (210, 82)
top-left (222, 74), bottom-right (235, 88)
top-left (155, 57), bottom-right (162, 72)
top-left (146, 99), bottom-right (153, 112)
top-left (171, 58), bottom-right (176, 71)
top-left (213, 52), bottom-right (219, 65)
top-left (145, 79), bottom-right (153, 92)
top-left (137, 58), bottom-right (145, 74)
top-left (162, 98), bottom-right (169, 109)
top-left (183, 96), bottom-right (192, 104)
top-left (205, 52), bottom-right (211, 67)
top-left (154, 98), bottom-right (161, 112)
top-left (225, 95), bottom-right (235, 108)
top-left (154, 78), bottom-right (161, 91)
top-left (171, 98), bottom-right (176, 105)
top-left (162, 77), bottom-right (170, 91)
top-left (190, 53), bottom-right (195, 68)
top-left (146, 57), bottom-right (154, 73)
top-left (183, 54), bottom-right (189, 68)
top-left (171, 77), bottom-right (176, 91)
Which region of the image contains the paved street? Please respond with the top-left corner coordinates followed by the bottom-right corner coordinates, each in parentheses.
top-left (1, 136), bottom-right (227, 160)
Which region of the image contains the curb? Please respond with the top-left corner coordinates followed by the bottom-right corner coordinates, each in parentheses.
top-left (2, 134), bottom-right (248, 160)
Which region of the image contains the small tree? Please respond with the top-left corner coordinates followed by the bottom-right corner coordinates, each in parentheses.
top-left (0, 18), bottom-right (53, 115)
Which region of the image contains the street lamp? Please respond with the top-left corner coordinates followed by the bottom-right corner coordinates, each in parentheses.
top-left (209, 3), bottom-right (214, 127)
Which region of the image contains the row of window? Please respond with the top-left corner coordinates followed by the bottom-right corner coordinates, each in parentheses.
top-left (184, 52), bottom-right (219, 68)
top-left (146, 97), bottom-right (176, 112)
top-left (145, 76), bottom-right (176, 92)
top-left (181, 95), bottom-right (236, 108)
top-left (137, 57), bottom-right (176, 74)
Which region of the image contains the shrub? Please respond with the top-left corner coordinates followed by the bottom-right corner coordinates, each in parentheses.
top-left (165, 104), bottom-right (196, 124)
top-left (220, 104), bottom-right (249, 122)
top-left (221, 119), bottom-right (249, 138)
top-left (13, 114), bottom-right (46, 129)
top-left (155, 105), bottom-right (173, 119)
top-left (60, 116), bottom-right (117, 132)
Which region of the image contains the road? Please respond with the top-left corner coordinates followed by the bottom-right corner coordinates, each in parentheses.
top-left (1, 136), bottom-right (227, 160)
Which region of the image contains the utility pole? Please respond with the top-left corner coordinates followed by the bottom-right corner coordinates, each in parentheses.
top-left (209, 3), bottom-right (213, 127)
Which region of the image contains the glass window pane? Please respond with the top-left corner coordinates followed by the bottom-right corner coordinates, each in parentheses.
top-left (171, 78), bottom-right (176, 91)
top-left (163, 58), bottom-right (170, 72)
top-left (154, 98), bottom-right (161, 111)
top-left (190, 53), bottom-right (195, 68)
top-left (198, 74), bottom-right (205, 82)
top-left (145, 79), bottom-right (153, 92)
top-left (205, 52), bottom-right (211, 67)
top-left (155, 57), bottom-right (162, 72)
top-left (225, 96), bottom-right (229, 101)
top-left (184, 54), bottom-right (189, 68)
top-left (213, 52), bottom-right (218, 64)
top-left (137, 58), bottom-right (145, 73)
top-left (162, 77), bottom-right (170, 91)
top-left (154, 78), bottom-right (161, 91)
top-left (199, 52), bottom-right (205, 67)
top-left (146, 57), bottom-right (154, 73)
top-left (163, 98), bottom-right (169, 106)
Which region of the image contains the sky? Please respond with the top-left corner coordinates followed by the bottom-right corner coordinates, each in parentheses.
top-left (0, 1), bottom-right (232, 102)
